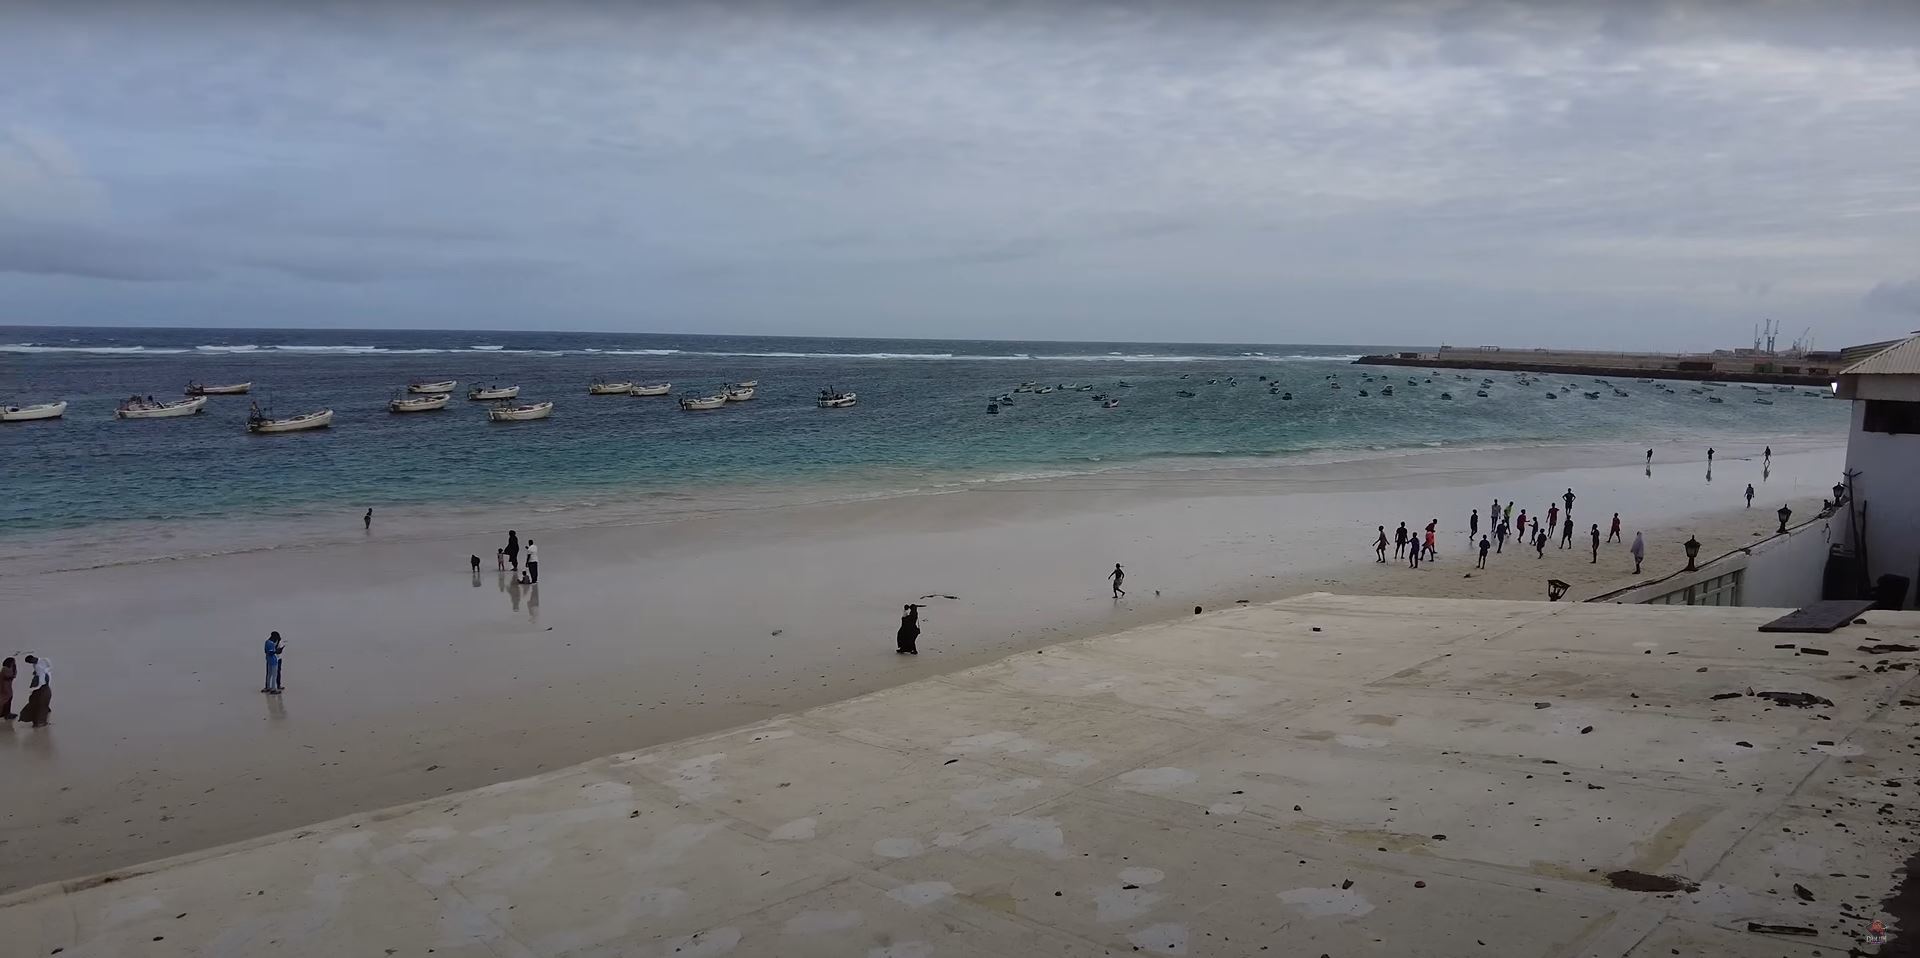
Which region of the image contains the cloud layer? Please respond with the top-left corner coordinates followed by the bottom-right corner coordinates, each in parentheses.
top-left (2, 1), bottom-right (1917, 347)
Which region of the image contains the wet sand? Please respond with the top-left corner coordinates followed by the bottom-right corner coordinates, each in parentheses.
top-left (1, 437), bottom-right (1841, 891)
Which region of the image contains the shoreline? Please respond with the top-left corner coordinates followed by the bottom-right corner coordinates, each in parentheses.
top-left (1, 435), bottom-right (1846, 892)
top-left (0, 429), bottom-right (1837, 577)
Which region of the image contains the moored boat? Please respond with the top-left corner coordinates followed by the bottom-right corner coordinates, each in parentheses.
top-left (1, 400), bottom-right (66, 422)
top-left (408, 380), bottom-right (457, 395)
top-left (467, 385), bottom-right (520, 401)
top-left (1102, 398), bottom-right (1121, 408)
top-left (628, 383), bottom-right (672, 397)
top-left (117, 395), bottom-right (207, 419)
top-left (389, 394), bottom-right (450, 413)
top-left (724, 386), bottom-right (756, 402)
top-left (680, 395), bottom-right (727, 411)
top-left (488, 401), bottom-right (554, 421)
top-left (185, 381), bottom-right (251, 396)
top-left (733, 380), bottom-right (759, 388)
top-left (248, 406), bottom-right (332, 433)
top-left (589, 381), bottom-right (634, 395)
top-left (817, 389), bottom-right (857, 408)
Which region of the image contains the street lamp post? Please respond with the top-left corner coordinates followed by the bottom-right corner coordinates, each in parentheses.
top-left (1683, 535), bottom-right (1701, 571)
top-left (1777, 505), bottom-right (1792, 534)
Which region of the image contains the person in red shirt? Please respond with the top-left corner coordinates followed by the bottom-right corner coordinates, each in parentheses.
top-left (1608, 513), bottom-right (1622, 543)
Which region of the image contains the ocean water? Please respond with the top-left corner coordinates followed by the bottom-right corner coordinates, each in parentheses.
top-left (3, 326), bottom-right (1846, 544)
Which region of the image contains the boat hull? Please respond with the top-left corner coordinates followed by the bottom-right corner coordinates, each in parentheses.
top-left (185, 383), bottom-right (251, 396)
top-left (467, 386), bottom-right (520, 401)
top-left (1, 401), bottom-right (66, 422)
top-left (487, 402), bottom-right (553, 421)
top-left (724, 387), bottom-right (756, 402)
top-left (680, 397), bottom-right (726, 410)
top-left (249, 409), bottom-right (333, 433)
top-left (118, 396), bottom-right (207, 419)
top-left (589, 383), bottom-right (634, 395)
top-left (628, 384), bottom-right (672, 396)
top-left (389, 395), bottom-right (450, 413)
top-left (408, 381), bottom-right (457, 395)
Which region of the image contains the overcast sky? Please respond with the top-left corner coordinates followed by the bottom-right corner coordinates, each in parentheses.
top-left (3, 1), bottom-right (1918, 348)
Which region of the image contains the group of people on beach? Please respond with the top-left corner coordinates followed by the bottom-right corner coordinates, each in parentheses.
top-left (1, 654), bottom-right (54, 727)
top-left (494, 529), bottom-right (541, 584)
top-left (1373, 486), bottom-right (1649, 576)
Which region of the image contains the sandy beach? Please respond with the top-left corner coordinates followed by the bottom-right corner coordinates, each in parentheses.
top-left (1, 436), bottom-right (1843, 892)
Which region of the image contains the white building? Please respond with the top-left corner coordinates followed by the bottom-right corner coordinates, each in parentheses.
top-left (1834, 332), bottom-right (1920, 608)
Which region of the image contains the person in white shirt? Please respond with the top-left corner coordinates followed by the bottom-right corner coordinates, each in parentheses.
top-left (524, 540), bottom-right (540, 584)
top-left (20, 654), bottom-right (52, 727)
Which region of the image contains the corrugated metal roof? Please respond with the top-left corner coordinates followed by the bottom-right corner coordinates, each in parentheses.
top-left (1840, 334), bottom-right (1920, 376)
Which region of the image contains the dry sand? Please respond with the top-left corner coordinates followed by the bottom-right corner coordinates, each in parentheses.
top-left (1, 436), bottom-right (1842, 891)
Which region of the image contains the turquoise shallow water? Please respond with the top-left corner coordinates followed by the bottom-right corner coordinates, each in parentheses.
top-left (2, 327), bottom-right (1847, 536)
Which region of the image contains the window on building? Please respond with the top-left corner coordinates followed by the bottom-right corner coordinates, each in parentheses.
top-left (1862, 400), bottom-right (1920, 435)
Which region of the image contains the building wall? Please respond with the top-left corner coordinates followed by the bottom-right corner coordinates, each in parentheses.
top-left (1742, 515), bottom-right (1836, 608)
top-left (1844, 400), bottom-right (1920, 607)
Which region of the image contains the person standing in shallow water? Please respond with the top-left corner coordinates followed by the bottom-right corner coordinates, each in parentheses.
top-left (1630, 531), bottom-right (1646, 574)
top-left (363, 508), bottom-right (372, 531)
top-left (895, 604), bottom-right (921, 655)
top-left (1373, 528), bottom-right (1388, 563)
top-left (503, 529), bottom-right (520, 571)
top-left (1646, 448), bottom-right (1653, 466)
top-left (1764, 446), bottom-right (1772, 466)
top-left (1707, 447), bottom-right (1715, 465)
top-left (1589, 523), bottom-right (1601, 563)
top-left (1745, 484), bottom-right (1755, 508)
top-left (1109, 563), bottom-right (1126, 596)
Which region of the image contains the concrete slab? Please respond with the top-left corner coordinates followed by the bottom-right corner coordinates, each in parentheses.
top-left (7, 593), bottom-right (1920, 957)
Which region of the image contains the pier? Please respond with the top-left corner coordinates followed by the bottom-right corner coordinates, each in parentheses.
top-left (1355, 345), bottom-right (1846, 386)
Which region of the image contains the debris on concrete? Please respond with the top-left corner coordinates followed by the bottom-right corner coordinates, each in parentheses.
top-left (1744, 922), bottom-right (1817, 936)
top-left (1754, 691), bottom-right (1834, 708)
top-left (1859, 643), bottom-right (1918, 654)
top-left (1606, 871), bottom-right (1700, 893)
top-left (1710, 692), bottom-right (1743, 700)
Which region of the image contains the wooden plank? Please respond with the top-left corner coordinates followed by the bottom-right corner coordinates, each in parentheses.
top-left (1757, 599), bottom-right (1877, 633)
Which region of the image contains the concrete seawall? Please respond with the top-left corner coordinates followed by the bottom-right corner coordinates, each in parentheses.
top-left (1354, 354), bottom-right (1834, 386)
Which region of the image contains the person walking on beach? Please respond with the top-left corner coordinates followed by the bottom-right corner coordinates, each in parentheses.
top-left (262, 631), bottom-right (284, 694)
top-left (1646, 448), bottom-right (1653, 466)
top-left (1560, 517), bottom-right (1575, 549)
top-left (1535, 527), bottom-right (1548, 558)
top-left (525, 539), bottom-right (540, 583)
top-left (363, 508), bottom-right (372, 531)
top-left (1490, 498), bottom-right (1501, 526)
top-left (1516, 510), bottom-right (1527, 543)
top-left (895, 604), bottom-right (921, 654)
top-left (1707, 447), bottom-right (1715, 464)
top-left (1477, 535), bottom-right (1491, 569)
top-left (1764, 446), bottom-right (1772, 467)
top-left (1546, 504), bottom-right (1559, 536)
top-left (1562, 488), bottom-right (1576, 518)
top-left (1589, 524), bottom-right (1601, 563)
top-left (1608, 513), bottom-right (1622, 543)
top-left (1407, 535), bottom-right (1422, 568)
top-left (1423, 521), bottom-right (1438, 561)
top-left (1469, 509), bottom-right (1479, 540)
top-left (1630, 531), bottom-right (1646, 574)
top-left (19, 655), bottom-right (51, 727)
top-left (503, 530), bottom-right (520, 571)
top-left (1110, 563), bottom-right (1127, 595)
top-left (0, 656), bottom-right (15, 721)
top-left (1393, 522), bottom-right (1409, 559)
top-left (1504, 502), bottom-right (1514, 527)
top-left (1744, 483), bottom-right (1755, 509)
top-left (1495, 518), bottom-right (1508, 553)
top-left (1373, 528), bottom-right (1388, 563)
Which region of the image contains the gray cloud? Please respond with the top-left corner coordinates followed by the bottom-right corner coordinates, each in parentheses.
top-left (1864, 279), bottom-right (1920, 316)
top-left (0, 1), bottom-right (1917, 345)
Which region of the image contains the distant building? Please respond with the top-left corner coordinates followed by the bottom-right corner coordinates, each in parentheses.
top-left (1834, 332), bottom-right (1920, 608)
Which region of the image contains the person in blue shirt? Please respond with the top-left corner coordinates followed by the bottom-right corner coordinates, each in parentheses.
top-left (262, 631), bottom-right (285, 694)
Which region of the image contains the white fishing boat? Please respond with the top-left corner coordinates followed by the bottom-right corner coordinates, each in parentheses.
top-left (408, 380), bottom-right (457, 395)
top-left (1102, 398), bottom-right (1121, 408)
top-left (724, 386), bottom-right (756, 402)
top-left (467, 385), bottom-right (520, 401)
top-left (680, 395), bottom-right (727, 411)
top-left (389, 394), bottom-right (450, 413)
top-left (733, 380), bottom-right (759, 388)
top-left (185, 381), bottom-right (251, 396)
top-left (1, 400), bottom-right (66, 422)
top-left (248, 407), bottom-right (332, 433)
top-left (628, 383), bottom-right (672, 397)
top-left (488, 401), bottom-right (553, 422)
top-left (817, 389), bottom-right (857, 408)
top-left (117, 395), bottom-right (207, 419)
top-left (589, 381), bottom-right (634, 395)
